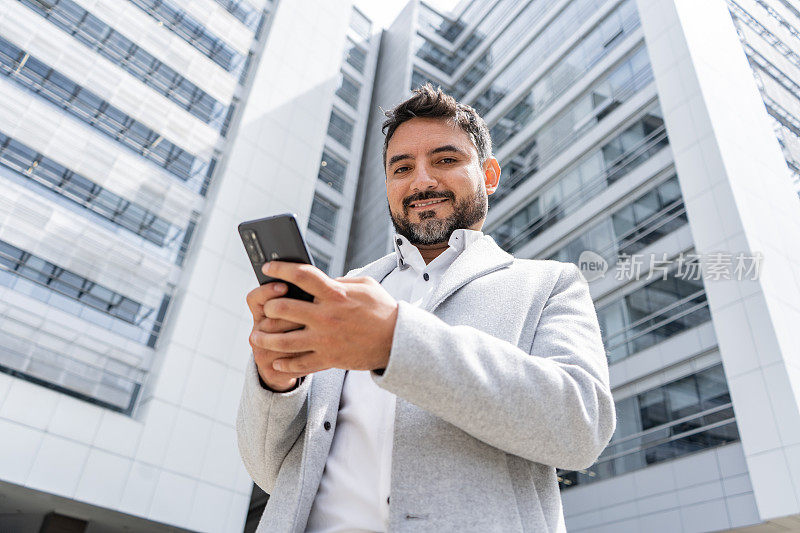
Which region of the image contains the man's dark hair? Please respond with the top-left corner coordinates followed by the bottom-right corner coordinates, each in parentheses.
top-left (381, 84), bottom-right (493, 169)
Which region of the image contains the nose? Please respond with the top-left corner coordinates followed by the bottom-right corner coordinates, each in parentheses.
top-left (409, 161), bottom-right (438, 192)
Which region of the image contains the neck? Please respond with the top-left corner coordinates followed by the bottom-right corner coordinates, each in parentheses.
top-left (415, 241), bottom-right (451, 264)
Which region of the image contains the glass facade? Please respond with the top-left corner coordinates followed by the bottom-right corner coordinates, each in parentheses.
top-left (128, 0), bottom-right (245, 76)
top-left (0, 132), bottom-right (185, 252)
top-left (548, 175), bottom-right (688, 268)
top-left (418, 2), bottom-right (464, 42)
top-left (18, 0), bottom-right (230, 130)
top-left (559, 364), bottom-right (739, 489)
top-left (729, 0), bottom-right (800, 196)
top-left (0, 240), bottom-right (160, 346)
top-left (473, 0), bottom-right (636, 115)
top-left (490, 39), bottom-right (650, 150)
top-left (491, 45), bottom-right (653, 189)
top-left (0, 36), bottom-right (208, 188)
top-left (0, 0), bottom-right (270, 419)
top-left (490, 106), bottom-right (669, 251)
top-left (454, 0), bottom-right (554, 97)
top-left (212, 0), bottom-right (262, 30)
top-left (596, 266), bottom-right (711, 363)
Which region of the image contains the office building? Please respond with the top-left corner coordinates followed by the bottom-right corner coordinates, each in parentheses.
top-left (345, 0), bottom-right (800, 531)
top-left (2, 0), bottom-right (800, 531)
top-left (0, 0), bottom-right (375, 530)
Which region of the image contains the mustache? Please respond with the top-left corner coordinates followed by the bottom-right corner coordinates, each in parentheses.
top-left (403, 190), bottom-right (455, 209)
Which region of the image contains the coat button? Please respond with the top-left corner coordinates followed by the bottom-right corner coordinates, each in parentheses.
top-left (324, 421), bottom-right (331, 431)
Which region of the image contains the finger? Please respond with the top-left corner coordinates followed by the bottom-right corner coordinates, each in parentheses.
top-left (253, 350), bottom-right (310, 379)
top-left (262, 261), bottom-right (343, 301)
top-left (273, 352), bottom-right (331, 374)
top-left (263, 296), bottom-right (317, 324)
top-left (246, 282), bottom-right (288, 321)
top-left (250, 329), bottom-right (311, 353)
top-left (335, 276), bottom-right (371, 283)
top-left (256, 316), bottom-right (304, 333)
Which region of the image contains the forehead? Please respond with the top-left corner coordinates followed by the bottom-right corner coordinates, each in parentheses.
top-left (387, 117), bottom-right (477, 158)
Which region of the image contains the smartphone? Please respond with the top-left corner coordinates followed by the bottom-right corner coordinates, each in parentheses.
top-left (238, 213), bottom-right (315, 301)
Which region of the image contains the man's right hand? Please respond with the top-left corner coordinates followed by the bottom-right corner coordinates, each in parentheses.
top-left (246, 282), bottom-right (306, 392)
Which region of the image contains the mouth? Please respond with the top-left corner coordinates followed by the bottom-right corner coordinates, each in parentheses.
top-left (408, 198), bottom-right (450, 210)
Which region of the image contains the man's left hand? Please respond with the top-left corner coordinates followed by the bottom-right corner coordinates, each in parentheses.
top-left (249, 261), bottom-right (398, 376)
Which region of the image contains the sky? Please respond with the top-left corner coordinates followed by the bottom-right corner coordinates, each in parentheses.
top-left (354, 0), bottom-right (461, 29)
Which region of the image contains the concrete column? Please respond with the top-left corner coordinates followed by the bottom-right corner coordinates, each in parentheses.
top-left (635, 0), bottom-right (800, 522)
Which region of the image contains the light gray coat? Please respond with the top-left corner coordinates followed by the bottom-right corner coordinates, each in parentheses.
top-left (236, 235), bottom-right (616, 532)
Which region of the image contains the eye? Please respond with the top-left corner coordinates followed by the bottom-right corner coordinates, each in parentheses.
top-left (394, 165), bottom-right (410, 174)
top-left (438, 157), bottom-right (457, 164)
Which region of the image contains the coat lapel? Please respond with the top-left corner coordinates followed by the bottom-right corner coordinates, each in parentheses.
top-left (425, 235), bottom-right (514, 312)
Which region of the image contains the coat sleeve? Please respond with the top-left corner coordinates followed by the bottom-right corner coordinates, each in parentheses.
top-left (371, 262), bottom-right (616, 471)
top-left (235, 358), bottom-right (311, 493)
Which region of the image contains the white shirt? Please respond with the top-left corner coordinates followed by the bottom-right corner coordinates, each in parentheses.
top-left (305, 228), bottom-right (485, 533)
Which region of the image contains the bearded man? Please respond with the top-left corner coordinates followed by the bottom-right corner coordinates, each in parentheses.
top-left (237, 84), bottom-right (616, 532)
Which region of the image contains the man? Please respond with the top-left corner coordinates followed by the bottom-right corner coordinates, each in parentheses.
top-left (237, 84), bottom-right (616, 532)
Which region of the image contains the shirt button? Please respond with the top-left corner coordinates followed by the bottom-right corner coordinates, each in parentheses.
top-left (423, 273), bottom-right (429, 281)
top-left (386, 496), bottom-right (390, 504)
top-left (324, 421), bottom-right (331, 431)
top-left (396, 238), bottom-right (402, 246)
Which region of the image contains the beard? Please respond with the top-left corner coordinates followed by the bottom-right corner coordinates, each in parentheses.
top-left (389, 185), bottom-right (487, 246)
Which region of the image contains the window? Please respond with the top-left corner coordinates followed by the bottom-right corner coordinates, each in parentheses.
top-left (547, 176), bottom-right (688, 269)
top-left (336, 73), bottom-right (361, 109)
top-left (559, 364), bottom-right (738, 489)
top-left (596, 268), bottom-right (711, 363)
top-left (344, 38), bottom-right (367, 73)
top-left (411, 69), bottom-right (449, 92)
top-left (327, 109), bottom-right (354, 149)
top-left (317, 149), bottom-right (347, 193)
top-left (308, 194), bottom-right (338, 241)
top-left (310, 249), bottom-right (332, 275)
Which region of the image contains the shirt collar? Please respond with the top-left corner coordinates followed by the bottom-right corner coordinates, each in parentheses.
top-left (393, 228), bottom-right (484, 269)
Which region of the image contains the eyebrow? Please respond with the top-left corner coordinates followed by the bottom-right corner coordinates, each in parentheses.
top-left (387, 145), bottom-right (468, 167)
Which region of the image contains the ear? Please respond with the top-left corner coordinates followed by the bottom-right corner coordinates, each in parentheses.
top-left (483, 157), bottom-right (501, 195)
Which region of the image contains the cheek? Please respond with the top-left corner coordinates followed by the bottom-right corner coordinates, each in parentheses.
top-left (386, 185), bottom-right (405, 208)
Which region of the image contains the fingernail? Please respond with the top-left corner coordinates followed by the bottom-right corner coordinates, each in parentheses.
top-left (274, 283), bottom-right (287, 293)
top-left (272, 360), bottom-right (284, 371)
top-left (261, 262), bottom-right (271, 274)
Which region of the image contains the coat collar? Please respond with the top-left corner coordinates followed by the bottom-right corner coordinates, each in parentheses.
top-left (348, 234), bottom-right (514, 312)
